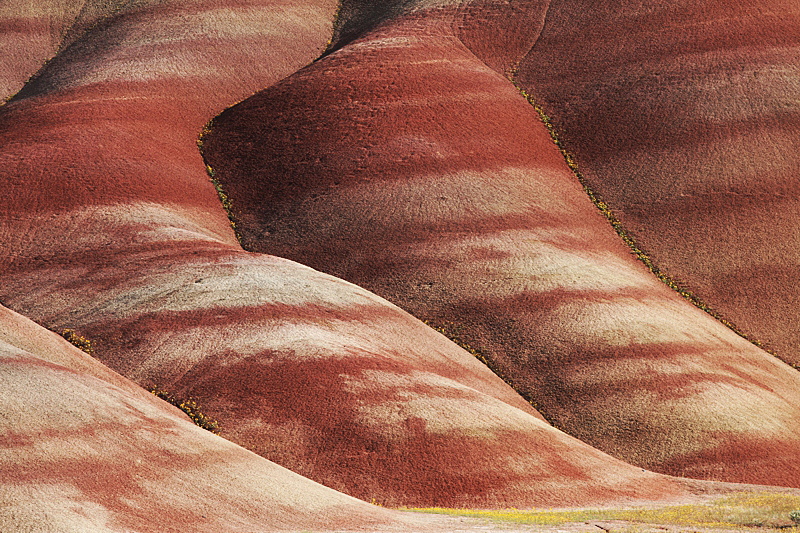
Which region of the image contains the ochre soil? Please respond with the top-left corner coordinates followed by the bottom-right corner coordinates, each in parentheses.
top-left (201, 0), bottom-right (800, 489)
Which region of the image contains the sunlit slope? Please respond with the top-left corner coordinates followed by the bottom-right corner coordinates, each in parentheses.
top-left (0, 305), bottom-right (407, 533)
top-left (201, 0), bottom-right (800, 488)
top-left (0, 0), bottom-right (139, 101)
top-left (7, 239), bottom-right (673, 508)
top-left (515, 0), bottom-right (800, 366)
top-left (0, 0), bottom-right (704, 509)
top-left (0, 0), bottom-right (79, 101)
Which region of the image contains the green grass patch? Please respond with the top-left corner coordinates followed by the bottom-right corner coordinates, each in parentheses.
top-left (410, 492), bottom-right (800, 530)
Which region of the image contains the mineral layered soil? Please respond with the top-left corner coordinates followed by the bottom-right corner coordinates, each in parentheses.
top-left (514, 0), bottom-right (800, 366)
top-left (202, 0), bottom-right (800, 488)
top-left (1, 0), bottom-right (799, 531)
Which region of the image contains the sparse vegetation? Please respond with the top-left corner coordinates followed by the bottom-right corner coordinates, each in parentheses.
top-left (324, 0), bottom-right (344, 53)
top-left (196, 122), bottom-right (212, 151)
top-left (149, 387), bottom-right (220, 434)
top-left (61, 328), bottom-right (94, 355)
top-left (424, 320), bottom-right (502, 378)
top-left (509, 77), bottom-right (790, 367)
top-left (411, 491), bottom-right (800, 531)
top-left (197, 121), bottom-right (243, 245)
top-left (423, 319), bottom-right (551, 420)
top-left (790, 510), bottom-right (800, 524)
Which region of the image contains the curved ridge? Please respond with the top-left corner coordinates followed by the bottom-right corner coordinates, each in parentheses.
top-left (0, 303), bottom-right (482, 532)
top-left (514, 0), bottom-right (800, 366)
top-left (200, 0), bottom-right (800, 488)
top-left (510, 80), bottom-right (792, 367)
top-left (1, 0), bottom-right (135, 103)
top-left (0, 0), bottom-right (699, 512)
top-left (3, 0), bottom-right (800, 523)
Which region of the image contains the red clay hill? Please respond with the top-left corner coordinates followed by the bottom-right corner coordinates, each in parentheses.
top-left (1, 0), bottom-right (88, 100)
top-left (2, 0), bottom-right (799, 528)
top-left (514, 0), bottom-right (800, 366)
top-left (201, 0), bottom-right (800, 489)
top-left (0, 0), bottom-right (736, 519)
top-left (0, 304), bottom-right (425, 532)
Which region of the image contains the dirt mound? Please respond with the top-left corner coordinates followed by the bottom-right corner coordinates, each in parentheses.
top-left (200, 1), bottom-right (800, 488)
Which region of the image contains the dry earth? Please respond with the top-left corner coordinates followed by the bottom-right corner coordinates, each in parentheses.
top-left (201, 0), bottom-right (800, 488)
top-left (4, 303), bottom-right (655, 532)
top-left (0, 305), bottom-right (411, 532)
top-left (0, 0), bottom-right (703, 506)
top-left (515, 0), bottom-right (800, 367)
top-left (2, 0), bottom-right (799, 530)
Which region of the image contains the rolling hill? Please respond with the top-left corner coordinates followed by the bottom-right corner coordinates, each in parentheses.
top-left (200, 0), bottom-right (800, 487)
top-left (2, 0), bottom-right (799, 530)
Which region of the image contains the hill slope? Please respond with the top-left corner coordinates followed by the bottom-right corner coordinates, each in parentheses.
top-left (515, 0), bottom-right (800, 366)
top-left (201, 0), bottom-right (800, 487)
top-left (0, 0), bottom-right (717, 511)
top-left (0, 305), bottom-right (415, 532)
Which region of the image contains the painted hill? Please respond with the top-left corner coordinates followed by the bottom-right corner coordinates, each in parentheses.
top-left (1, 0), bottom-right (79, 101)
top-left (200, 0), bottom-right (800, 488)
top-left (514, 0), bottom-right (800, 366)
top-left (0, 0), bottom-right (726, 516)
top-left (2, 0), bottom-right (799, 528)
top-left (0, 304), bottom-right (416, 532)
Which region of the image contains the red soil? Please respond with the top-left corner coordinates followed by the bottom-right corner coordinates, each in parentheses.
top-left (0, 305), bottom-right (413, 532)
top-left (0, 0), bottom-right (136, 101)
top-left (514, 0), bottom-right (800, 366)
top-left (0, 0), bottom-right (706, 514)
top-left (201, 1), bottom-right (800, 488)
top-left (3, 0), bottom-right (798, 524)
top-left (2, 234), bottom-right (699, 507)
top-left (0, 14), bottom-right (54, 101)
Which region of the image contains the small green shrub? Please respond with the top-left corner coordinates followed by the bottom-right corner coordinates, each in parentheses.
top-left (150, 387), bottom-right (219, 434)
top-left (324, 0), bottom-right (343, 52)
top-left (790, 510), bottom-right (800, 524)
